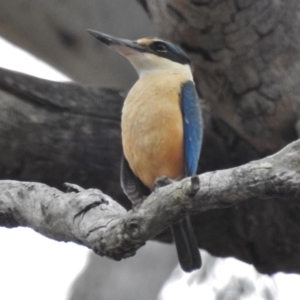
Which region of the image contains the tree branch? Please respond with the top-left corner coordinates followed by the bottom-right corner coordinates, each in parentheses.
top-left (0, 67), bottom-right (259, 203)
top-left (2, 67), bottom-right (299, 274)
top-left (1, 0), bottom-right (300, 292)
top-left (1, 139), bottom-right (300, 273)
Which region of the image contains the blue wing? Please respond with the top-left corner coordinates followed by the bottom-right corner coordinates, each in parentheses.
top-left (181, 81), bottom-right (203, 176)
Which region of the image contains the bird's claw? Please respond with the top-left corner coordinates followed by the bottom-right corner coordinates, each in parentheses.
top-left (153, 176), bottom-right (173, 190)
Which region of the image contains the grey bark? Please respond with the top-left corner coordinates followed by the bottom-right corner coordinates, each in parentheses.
top-left (0, 67), bottom-right (258, 205)
top-left (1, 139), bottom-right (300, 274)
top-left (143, 0), bottom-right (300, 155)
top-left (0, 0), bottom-right (299, 284)
top-left (0, 67), bottom-right (127, 204)
top-left (1, 0), bottom-right (299, 156)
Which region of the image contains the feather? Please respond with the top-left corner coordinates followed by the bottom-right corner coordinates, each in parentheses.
top-left (181, 80), bottom-right (203, 176)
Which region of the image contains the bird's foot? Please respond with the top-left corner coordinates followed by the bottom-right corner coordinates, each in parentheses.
top-left (153, 176), bottom-right (173, 190)
top-left (132, 197), bottom-right (147, 210)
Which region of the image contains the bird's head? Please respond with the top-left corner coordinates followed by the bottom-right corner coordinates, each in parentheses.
top-left (88, 30), bottom-right (192, 79)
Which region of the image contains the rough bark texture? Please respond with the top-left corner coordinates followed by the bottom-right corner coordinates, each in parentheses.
top-left (0, 67), bottom-right (259, 206)
top-left (0, 0), bottom-right (300, 282)
top-left (1, 139), bottom-right (300, 274)
top-left (144, 0), bottom-right (300, 155)
top-left (0, 67), bottom-right (128, 205)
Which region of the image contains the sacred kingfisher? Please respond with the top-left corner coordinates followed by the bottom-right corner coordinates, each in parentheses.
top-left (88, 29), bottom-right (203, 272)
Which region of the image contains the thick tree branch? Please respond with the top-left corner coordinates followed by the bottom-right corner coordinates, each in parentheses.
top-left (1, 0), bottom-right (299, 294)
top-left (0, 67), bottom-right (129, 205)
top-left (0, 67), bottom-right (259, 203)
top-left (2, 67), bottom-right (299, 274)
top-left (1, 139), bottom-right (300, 273)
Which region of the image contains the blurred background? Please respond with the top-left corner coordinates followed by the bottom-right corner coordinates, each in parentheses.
top-left (1, 1), bottom-right (300, 299)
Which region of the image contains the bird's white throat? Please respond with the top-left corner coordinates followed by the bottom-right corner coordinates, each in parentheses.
top-left (127, 53), bottom-right (193, 80)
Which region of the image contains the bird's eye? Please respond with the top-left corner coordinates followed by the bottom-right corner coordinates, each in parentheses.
top-left (153, 42), bottom-right (168, 52)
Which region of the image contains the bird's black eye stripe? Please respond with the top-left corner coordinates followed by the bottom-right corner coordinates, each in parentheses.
top-left (151, 42), bottom-right (168, 53)
top-left (147, 39), bottom-right (191, 65)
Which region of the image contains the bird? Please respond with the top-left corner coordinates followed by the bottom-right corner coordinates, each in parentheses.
top-left (88, 29), bottom-right (203, 272)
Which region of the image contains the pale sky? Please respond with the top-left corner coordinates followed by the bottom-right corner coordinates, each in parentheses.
top-left (1, 36), bottom-right (300, 300)
top-left (0, 37), bottom-right (89, 300)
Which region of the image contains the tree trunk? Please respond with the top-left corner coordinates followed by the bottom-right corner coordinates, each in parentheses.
top-left (143, 0), bottom-right (300, 155)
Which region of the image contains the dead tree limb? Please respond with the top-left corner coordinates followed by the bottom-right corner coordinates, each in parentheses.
top-left (1, 139), bottom-right (300, 274)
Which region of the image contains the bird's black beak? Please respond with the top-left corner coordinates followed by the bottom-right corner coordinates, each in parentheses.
top-left (87, 29), bottom-right (145, 56)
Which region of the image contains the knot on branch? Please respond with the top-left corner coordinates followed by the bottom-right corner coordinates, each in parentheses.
top-left (91, 218), bottom-right (145, 261)
top-left (126, 218), bottom-right (140, 238)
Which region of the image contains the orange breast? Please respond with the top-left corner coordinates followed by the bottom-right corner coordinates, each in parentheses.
top-left (121, 72), bottom-right (186, 189)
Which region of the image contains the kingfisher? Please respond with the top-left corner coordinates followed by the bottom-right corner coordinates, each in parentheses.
top-left (88, 30), bottom-right (203, 272)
